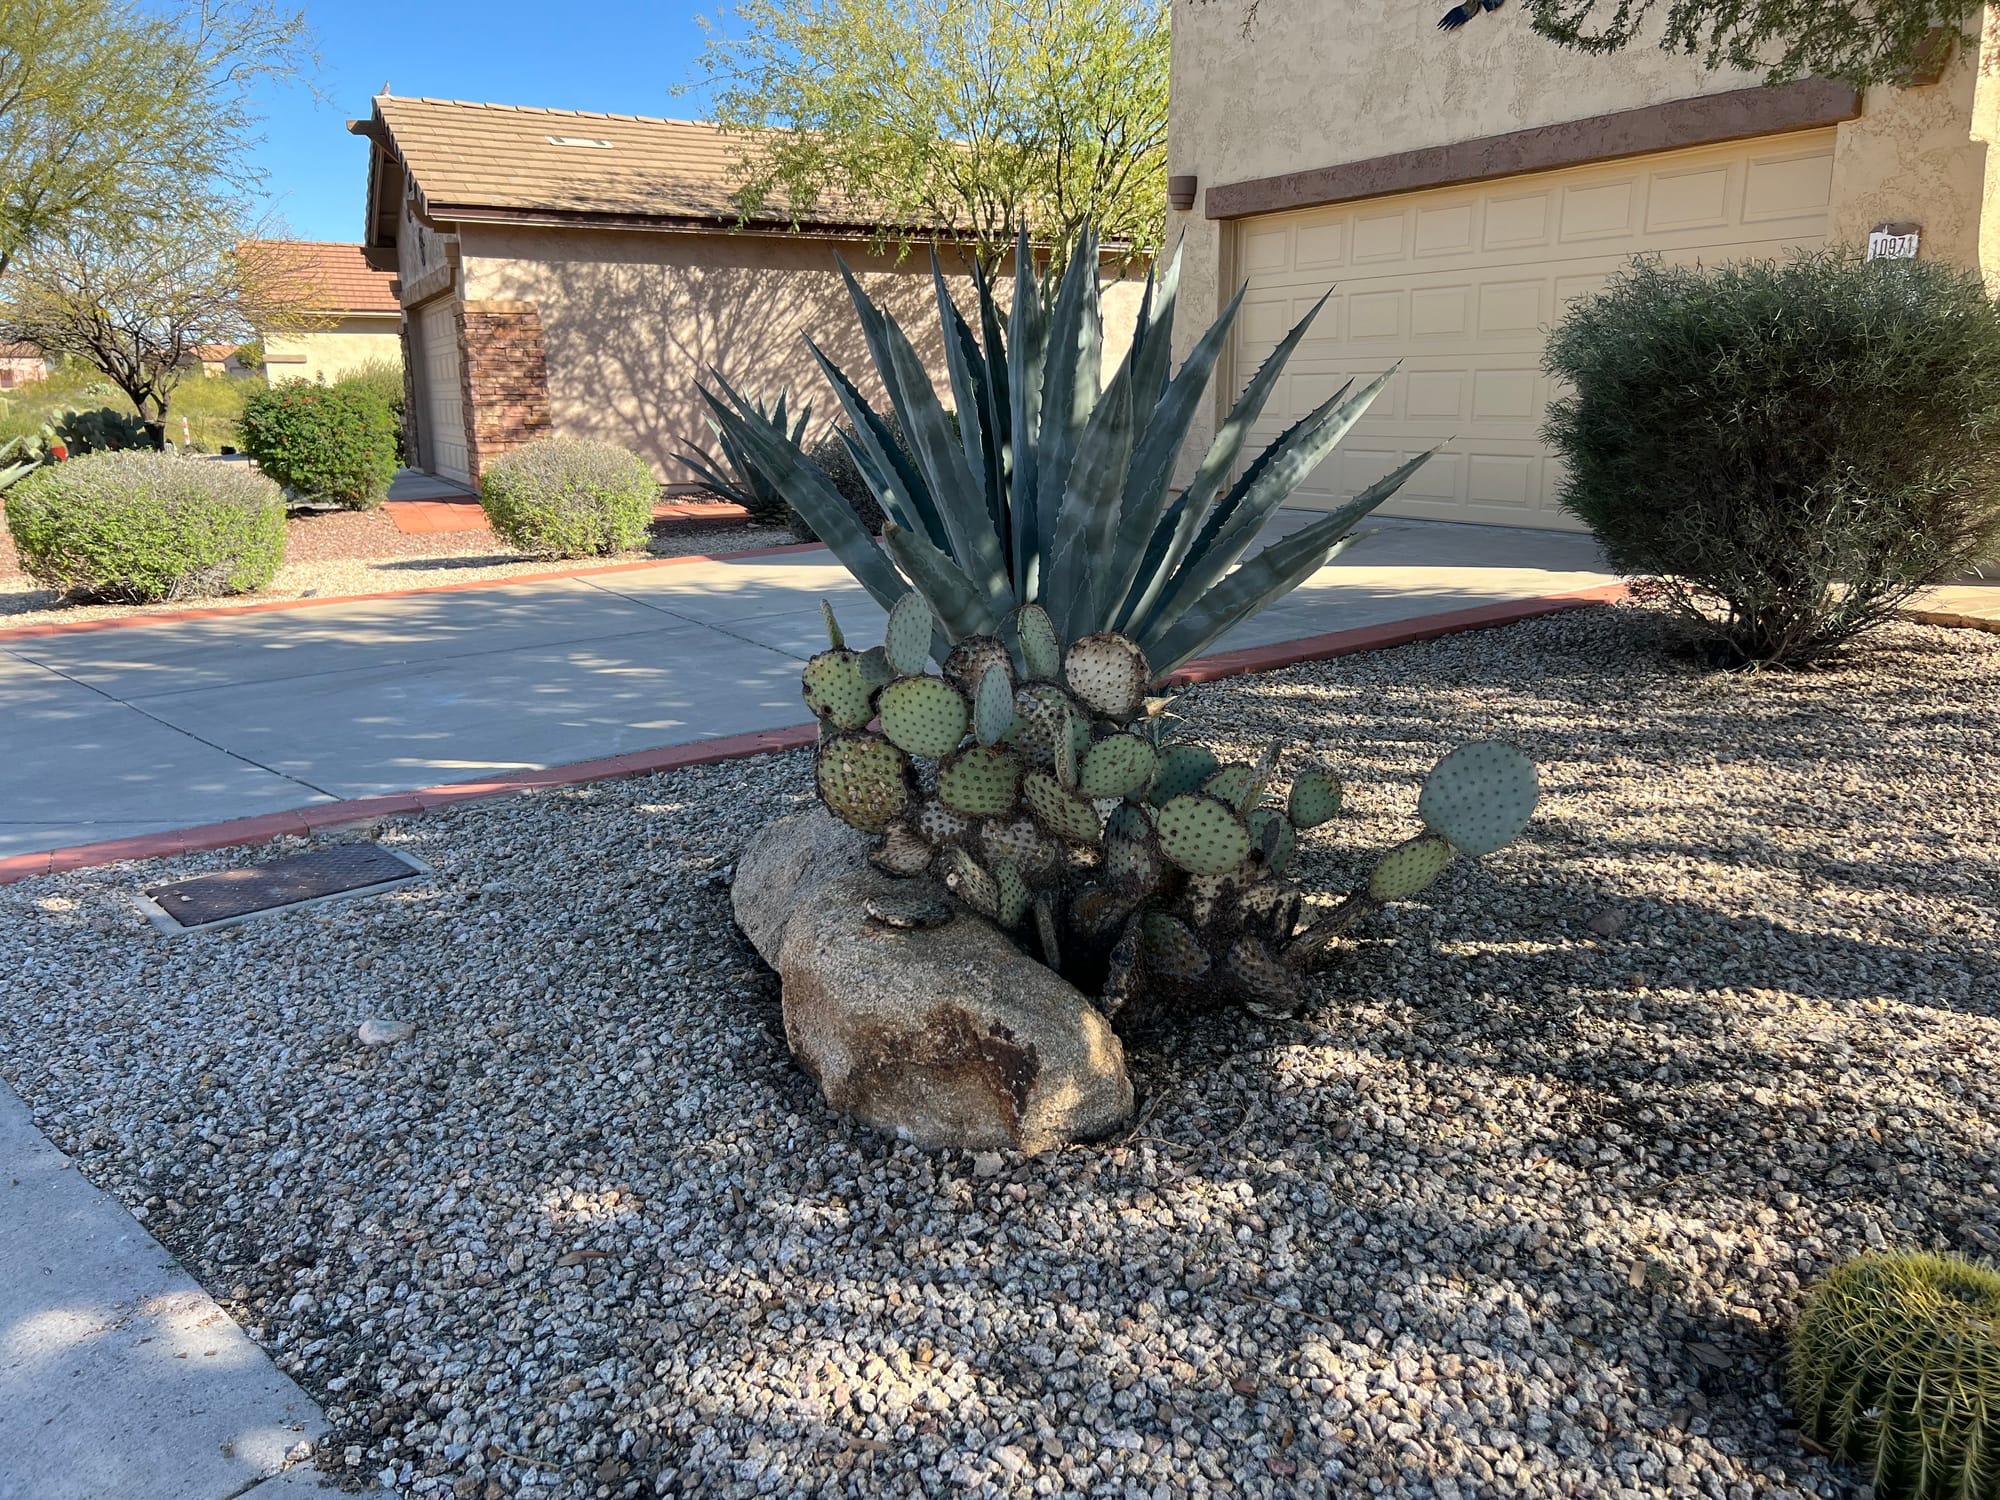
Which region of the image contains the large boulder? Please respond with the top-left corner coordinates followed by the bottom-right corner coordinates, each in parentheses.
top-left (734, 810), bottom-right (1133, 1153)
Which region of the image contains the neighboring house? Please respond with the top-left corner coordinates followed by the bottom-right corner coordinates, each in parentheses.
top-left (179, 344), bottom-right (253, 378)
top-left (240, 240), bottom-right (402, 384)
top-left (1167, 1), bottom-right (2000, 531)
top-left (0, 341), bottom-right (50, 389)
top-left (348, 94), bottom-right (1141, 488)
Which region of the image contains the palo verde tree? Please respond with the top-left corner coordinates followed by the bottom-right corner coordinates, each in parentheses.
top-left (689, 0), bottom-right (1170, 266)
top-left (0, 0), bottom-right (314, 276)
top-left (0, 216), bottom-right (314, 448)
top-left (1516, 0), bottom-right (1982, 86)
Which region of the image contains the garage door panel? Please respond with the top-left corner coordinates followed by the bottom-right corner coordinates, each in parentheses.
top-left (1233, 131), bottom-right (1831, 528)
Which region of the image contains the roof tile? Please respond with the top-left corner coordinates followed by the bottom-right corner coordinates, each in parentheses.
top-left (238, 241), bottom-right (400, 313)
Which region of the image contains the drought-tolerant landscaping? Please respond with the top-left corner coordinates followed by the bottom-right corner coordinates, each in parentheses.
top-left (3, 603), bottom-right (1994, 1498)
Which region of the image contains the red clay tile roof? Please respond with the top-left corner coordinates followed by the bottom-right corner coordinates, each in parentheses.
top-left (368, 95), bottom-right (917, 232)
top-left (237, 240), bottom-right (400, 314)
top-left (191, 345), bottom-right (237, 361)
top-left (0, 341), bottom-right (45, 361)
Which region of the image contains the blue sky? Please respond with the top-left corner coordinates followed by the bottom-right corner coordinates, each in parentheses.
top-left (247, 0), bottom-right (733, 241)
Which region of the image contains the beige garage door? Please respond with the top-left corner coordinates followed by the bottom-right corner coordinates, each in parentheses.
top-left (419, 300), bottom-right (470, 485)
top-left (1232, 131), bottom-right (1835, 531)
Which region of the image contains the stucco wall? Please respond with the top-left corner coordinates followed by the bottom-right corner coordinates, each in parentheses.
top-left (457, 227), bottom-right (1143, 482)
top-left (1165, 0), bottom-right (1992, 465)
top-left (264, 316), bottom-right (404, 384)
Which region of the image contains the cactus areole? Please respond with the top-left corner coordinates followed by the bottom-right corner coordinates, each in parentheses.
top-left (711, 228), bottom-right (1542, 1024)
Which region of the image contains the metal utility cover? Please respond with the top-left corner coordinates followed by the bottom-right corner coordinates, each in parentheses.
top-left (138, 844), bottom-right (431, 934)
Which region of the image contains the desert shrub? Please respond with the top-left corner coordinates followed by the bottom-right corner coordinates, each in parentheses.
top-left (480, 437), bottom-right (656, 557)
top-left (335, 360), bottom-right (408, 464)
top-left (237, 379), bottom-right (398, 509)
top-left (1543, 250), bottom-right (2000, 666)
top-left (3, 451), bottom-right (285, 602)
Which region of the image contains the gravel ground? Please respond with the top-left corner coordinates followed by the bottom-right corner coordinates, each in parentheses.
top-left (0, 508), bottom-right (795, 626)
top-left (1, 603), bottom-right (1995, 1500)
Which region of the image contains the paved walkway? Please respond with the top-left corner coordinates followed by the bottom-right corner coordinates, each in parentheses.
top-left (0, 1080), bottom-right (338, 1499)
top-left (0, 516), bottom-right (1612, 857)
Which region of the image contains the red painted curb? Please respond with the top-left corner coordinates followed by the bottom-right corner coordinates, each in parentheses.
top-left (0, 541), bottom-right (830, 643)
top-left (0, 588), bottom-right (1625, 886)
top-left (1164, 584), bottom-right (1628, 684)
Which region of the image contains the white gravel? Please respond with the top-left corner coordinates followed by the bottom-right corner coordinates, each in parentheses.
top-left (1, 602), bottom-right (1995, 1500)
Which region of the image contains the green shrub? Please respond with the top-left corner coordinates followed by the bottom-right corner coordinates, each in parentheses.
top-left (1790, 1251), bottom-right (2000, 1500)
top-left (238, 379), bottom-right (398, 509)
top-left (1543, 250), bottom-right (2000, 666)
top-left (480, 437), bottom-right (656, 557)
top-left (3, 451), bottom-right (285, 602)
top-left (334, 360), bottom-right (407, 465)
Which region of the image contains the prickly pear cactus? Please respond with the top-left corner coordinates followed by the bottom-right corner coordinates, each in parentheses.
top-left (799, 597), bottom-right (1544, 1030)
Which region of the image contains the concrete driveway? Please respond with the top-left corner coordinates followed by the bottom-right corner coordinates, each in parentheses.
top-left (0, 517), bottom-right (1612, 857)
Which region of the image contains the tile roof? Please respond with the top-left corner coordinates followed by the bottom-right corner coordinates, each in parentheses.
top-left (369, 95), bottom-right (901, 231)
top-left (0, 341), bottom-right (46, 361)
top-left (238, 240), bottom-right (400, 313)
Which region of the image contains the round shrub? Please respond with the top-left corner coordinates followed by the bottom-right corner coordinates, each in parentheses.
top-left (1790, 1251), bottom-right (2000, 1500)
top-left (237, 379), bottom-right (398, 509)
top-left (479, 437), bottom-right (656, 557)
top-left (1543, 250), bottom-right (2000, 666)
top-left (3, 451), bottom-right (285, 602)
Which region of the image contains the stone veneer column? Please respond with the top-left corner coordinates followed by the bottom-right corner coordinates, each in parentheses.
top-left (458, 299), bottom-right (553, 483)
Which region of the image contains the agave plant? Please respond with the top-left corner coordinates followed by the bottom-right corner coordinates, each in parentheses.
top-left (674, 386), bottom-right (808, 527)
top-left (712, 228), bottom-right (1544, 1025)
top-left (698, 227), bottom-right (1434, 674)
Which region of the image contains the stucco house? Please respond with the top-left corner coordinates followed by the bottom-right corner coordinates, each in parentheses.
top-left (240, 240), bottom-right (402, 384)
top-left (0, 341), bottom-right (50, 389)
top-left (1166, 0), bottom-right (2000, 531)
top-left (347, 94), bottom-right (1141, 490)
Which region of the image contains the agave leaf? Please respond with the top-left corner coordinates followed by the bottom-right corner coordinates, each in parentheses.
top-left (1140, 365), bottom-right (1395, 638)
top-left (969, 252), bottom-right (1013, 511)
top-left (1119, 290), bottom-right (1332, 634)
top-left (802, 335), bottom-right (941, 547)
top-left (1105, 281), bottom-right (1246, 631)
top-left (1007, 228), bottom-right (1047, 597)
top-left (699, 383), bottom-right (910, 612)
top-left (881, 522), bottom-right (1004, 642)
top-left (1142, 450), bottom-right (1436, 672)
top-left (1127, 240), bottom-right (1184, 416)
top-left (932, 252), bottom-right (1002, 536)
top-left (1045, 357), bottom-right (1136, 643)
top-left (1032, 228), bottom-right (1102, 588)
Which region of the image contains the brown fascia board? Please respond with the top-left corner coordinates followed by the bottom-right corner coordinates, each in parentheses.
top-left (426, 200), bottom-right (969, 243)
top-left (1203, 78), bottom-right (1861, 220)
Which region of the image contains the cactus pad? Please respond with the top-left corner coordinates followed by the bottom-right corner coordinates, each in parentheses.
top-left (1246, 806), bottom-right (1297, 874)
top-left (801, 648), bottom-right (876, 729)
top-left (1203, 763), bottom-right (1258, 813)
top-left (945, 634), bottom-right (1011, 698)
top-left (1080, 733), bottom-right (1158, 800)
top-left (1103, 832), bottom-right (1162, 893)
top-left (1156, 794), bottom-right (1253, 876)
top-left (1226, 937), bottom-right (1305, 1019)
top-left (1418, 740), bottom-right (1539, 857)
top-left (1141, 912), bottom-right (1210, 980)
top-left (820, 598), bottom-right (845, 649)
top-left (915, 798), bottom-right (972, 847)
top-left (941, 847), bottom-right (1000, 919)
top-left (979, 816), bottom-right (1043, 866)
top-left (1288, 767), bottom-right (1342, 829)
top-left (1070, 886), bottom-right (1136, 936)
top-left (815, 731), bottom-right (911, 833)
top-left (1789, 1251), bottom-right (2000, 1500)
top-left (973, 664), bottom-right (1015, 746)
top-left (1054, 713), bottom-right (1080, 791)
top-left (1012, 682), bottom-right (1077, 764)
top-left (1152, 743), bottom-right (1221, 803)
top-left (1014, 603), bottom-right (1061, 681)
top-left (1368, 836), bottom-right (1454, 901)
top-left (878, 674), bottom-right (970, 758)
top-left (858, 645), bottom-right (894, 690)
top-left (884, 592), bottom-right (936, 677)
top-left (871, 821), bottom-right (935, 876)
top-left (1104, 802), bottom-right (1152, 842)
top-left (937, 746), bottom-right (1020, 817)
top-left (1063, 632), bottom-right (1150, 720)
top-left (1023, 771), bottom-right (1102, 844)
top-left (994, 861), bottom-right (1031, 928)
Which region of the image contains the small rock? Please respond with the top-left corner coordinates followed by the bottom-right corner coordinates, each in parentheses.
top-left (1586, 907), bottom-right (1627, 938)
top-left (972, 1151), bottom-right (1003, 1178)
top-left (357, 1018), bottom-right (414, 1047)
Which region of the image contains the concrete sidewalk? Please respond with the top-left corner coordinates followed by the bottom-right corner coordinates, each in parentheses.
top-left (0, 1080), bottom-right (339, 1499)
top-left (0, 516), bottom-right (1612, 857)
